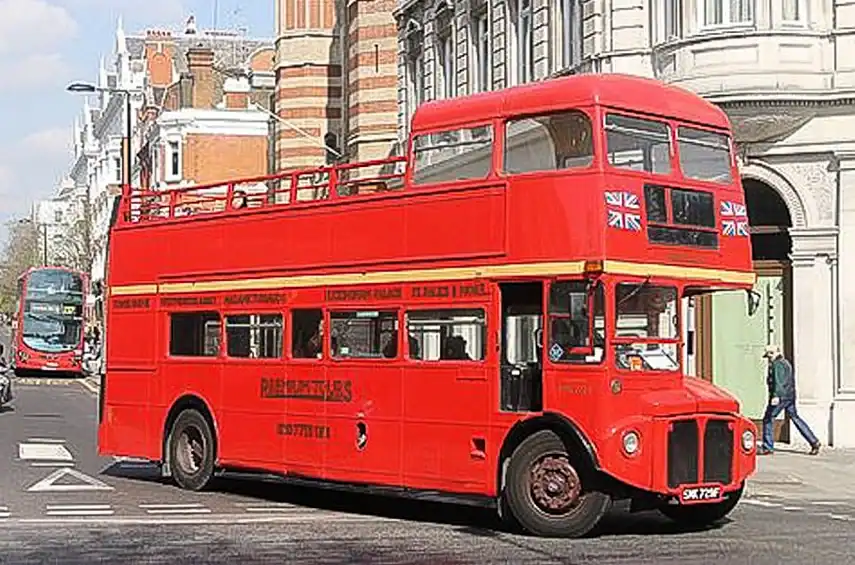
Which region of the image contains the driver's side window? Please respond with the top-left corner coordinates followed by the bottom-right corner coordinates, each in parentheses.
top-left (548, 280), bottom-right (605, 364)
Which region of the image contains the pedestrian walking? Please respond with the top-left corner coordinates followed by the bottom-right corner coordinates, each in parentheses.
top-left (758, 344), bottom-right (821, 456)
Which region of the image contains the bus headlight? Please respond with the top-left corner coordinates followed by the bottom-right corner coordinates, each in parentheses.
top-left (622, 431), bottom-right (640, 456)
top-left (741, 430), bottom-right (755, 452)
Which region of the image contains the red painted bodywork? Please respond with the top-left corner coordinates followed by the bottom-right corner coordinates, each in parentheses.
top-left (99, 74), bottom-right (757, 503)
top-left (12, 266), bottom-right (87, 375)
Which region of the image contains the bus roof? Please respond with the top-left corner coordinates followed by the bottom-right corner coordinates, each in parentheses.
top-left (411, 73), bottom-right (731, 133)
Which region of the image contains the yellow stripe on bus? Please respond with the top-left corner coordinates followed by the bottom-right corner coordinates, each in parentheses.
top-left (107, 260), bottom-right (755, 296)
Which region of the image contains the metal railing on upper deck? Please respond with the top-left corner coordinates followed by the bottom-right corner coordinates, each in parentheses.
top-left (120, 157), bottom-right (408, 225)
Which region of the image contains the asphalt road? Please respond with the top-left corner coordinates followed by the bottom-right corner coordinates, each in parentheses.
top-left (1, 369), bottom-right (853, 564)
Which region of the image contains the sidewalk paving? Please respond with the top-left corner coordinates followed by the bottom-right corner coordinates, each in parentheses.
top-left (746, 446), bottom-right (855, 502)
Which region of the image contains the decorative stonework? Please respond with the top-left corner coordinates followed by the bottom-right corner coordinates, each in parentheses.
top-left (784, 160), bottom-right (836, 225)
top-left (739, 160), bottom-right (808, 228)
top-left (726, 110), bottom-right (816, 144)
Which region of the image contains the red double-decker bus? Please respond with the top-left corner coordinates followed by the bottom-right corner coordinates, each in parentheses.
top-left (12, 266), bottom-right (87, 376)
top-left (100, 73), bottom-right (757, 537)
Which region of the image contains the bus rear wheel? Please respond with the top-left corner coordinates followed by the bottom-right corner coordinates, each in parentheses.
top-left (168, 409), bottom-right (215, 491)
top-left (503, 430), bottom-right (611, 538)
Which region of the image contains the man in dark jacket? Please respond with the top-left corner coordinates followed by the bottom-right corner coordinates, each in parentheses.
top-left (759, 345), bottom-right (820, 455)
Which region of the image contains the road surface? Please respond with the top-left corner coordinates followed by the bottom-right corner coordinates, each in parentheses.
top-left (0, 362), bottom-right (852, 563)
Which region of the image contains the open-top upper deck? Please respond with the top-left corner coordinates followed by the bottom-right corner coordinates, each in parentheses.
top-left (109, 74), bottom-right (754, 294)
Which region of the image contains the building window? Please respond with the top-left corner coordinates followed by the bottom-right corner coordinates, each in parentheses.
top-left (330, 310), bottom-right (399, 359)
top-left (225, 314), bottom-right (284, 359)
top-left (701, 0), bottom-right (754, 27)
top-left (435, 2), bottom-right (456, 99)
top-left (169, 312), bottom-right (221, 357)
top-left (661, 0), bottom-right (683, 41)
top-left (782, 0), bottom-right (804, 23)
top-left (113, 157), bottom-right (122, 182)
top-left (507, 0), bottom-right (534, 85)
top-left (166, 140), bottom-right (181, 181)
top-left (470, 7), bottom-right (491, 93)
top-left (554, 0), bottom-right (583, 71)
top-left (54, 210), bottom-right (63, 224)
top-left (405, 20), bottom-right (425, 124)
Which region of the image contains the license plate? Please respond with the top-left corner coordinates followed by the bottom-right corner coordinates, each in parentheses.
top-left (678, 485), bottom-right (724, 505)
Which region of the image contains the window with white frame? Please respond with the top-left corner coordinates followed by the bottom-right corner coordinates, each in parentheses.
top-left (661, 0), bottom-right (683, 41)
top-left (507, 0), bottom-right (534, 85)
top-left (113, 157), bottom-right (122, 182)
top-left (435, 3), bottom-right (456, 99)
top-left (470, 7), bottom-right (491, 93)
top-left (701, 0), bottom-right (754, 27)
top-left (166, 139), bottom-right (181, 181)
top-left (554, 0), bottom-right (583, 71)
top-left (405, 20), bottom-right (425, 123)
top-left (782, 0), bottom-right (804, 23)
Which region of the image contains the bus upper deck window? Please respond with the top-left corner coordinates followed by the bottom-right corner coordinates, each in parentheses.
top-left (605, 114), bottom-right (671, 175)
top-left (676, 126), bottom-right (734, 184)
top-left (504, 111), bottom-right (594, 174)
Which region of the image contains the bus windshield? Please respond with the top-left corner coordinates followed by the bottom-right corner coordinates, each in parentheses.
top-left (613, 282), bottom-right (680, 372)
top-left (25, 269), bottom-right (84, 303)
top-left (21, 303), bottom-right (83, 353)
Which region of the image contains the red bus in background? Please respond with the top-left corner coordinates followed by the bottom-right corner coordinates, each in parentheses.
top-left (12, 266), bottom-right (87, 376)
top-left (99, 73), bottom-right (757, 538)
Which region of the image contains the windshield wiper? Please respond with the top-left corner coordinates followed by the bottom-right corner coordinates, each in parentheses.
top-left (617, 275), bottom-right (652, 307)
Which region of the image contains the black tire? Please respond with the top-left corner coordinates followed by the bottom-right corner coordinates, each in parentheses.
top-left (502, 430), bottom-right (612, 538)
top-left (168, 409), bottom-right (216, 491)
top-left (659, 484), bottom-right (744, 526)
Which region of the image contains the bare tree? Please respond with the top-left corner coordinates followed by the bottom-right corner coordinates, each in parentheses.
top-left (0, 218), bottom-right (41, 315)
top-left (51, 197), bottom-right (93, 276)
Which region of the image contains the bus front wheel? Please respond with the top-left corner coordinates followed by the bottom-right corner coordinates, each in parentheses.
top-left (168, 409), bottom-right (215, 491)
top-left (503, 430), bottom-right (611, 538)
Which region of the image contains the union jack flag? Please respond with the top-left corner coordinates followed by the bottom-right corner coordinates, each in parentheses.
top-left (605, 191), bottom-right (642, 231)
top-left (722, 220), bottom-right (750, 237)
top-left (720, 201), bottom-right (747, 217)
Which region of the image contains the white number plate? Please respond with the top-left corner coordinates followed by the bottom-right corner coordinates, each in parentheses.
top-left (679, 485), bottom-right (723, 505)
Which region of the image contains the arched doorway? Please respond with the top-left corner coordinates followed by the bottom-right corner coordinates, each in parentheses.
top-left (695, 178), bottom-right (793, 441)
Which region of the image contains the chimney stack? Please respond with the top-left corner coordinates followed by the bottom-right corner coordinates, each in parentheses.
top-left (187, 45), bottom-right (215, 109)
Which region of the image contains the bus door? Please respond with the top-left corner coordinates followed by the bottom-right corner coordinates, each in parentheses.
top-left (401, 299), bottom-right (492, 494)
top-left (499, 282), bottom-right (544, 413)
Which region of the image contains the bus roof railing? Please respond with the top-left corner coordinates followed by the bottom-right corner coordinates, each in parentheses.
top-left (121, 156), bottom-right (409, 225)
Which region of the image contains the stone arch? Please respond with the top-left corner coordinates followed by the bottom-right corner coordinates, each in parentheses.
top-left (740, 160), bottom-right (808, 228)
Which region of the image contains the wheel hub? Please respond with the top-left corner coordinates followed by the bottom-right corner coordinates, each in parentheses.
top-left (529, 454), bottom-right (582, 514)
top-left (176, 426), bottom-right (204, 475)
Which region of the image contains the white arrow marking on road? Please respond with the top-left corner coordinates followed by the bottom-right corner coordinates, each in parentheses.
top-left (18, 443), bottom-right (73, 462)
top-left (26, 467), bottom-right (114, 492)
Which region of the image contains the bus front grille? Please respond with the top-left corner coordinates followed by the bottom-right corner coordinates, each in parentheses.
top-left (703, 419), bottom-right (734, 485)
top-left (667, 420), bottom-right (699, 488)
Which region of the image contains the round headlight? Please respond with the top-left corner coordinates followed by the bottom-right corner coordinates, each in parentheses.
top-left (622, 431), bottom-right (640, 456)
top-left (741, 430), bottom-right (755, 452)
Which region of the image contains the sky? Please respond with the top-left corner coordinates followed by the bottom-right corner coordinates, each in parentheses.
top-left (0, 0), bottom-right (274, 242)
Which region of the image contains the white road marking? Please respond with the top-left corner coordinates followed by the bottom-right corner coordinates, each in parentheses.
top-left (15, 513), bottom-right (395, 526)
top-left (811, 501), bottom-right (841, 506)
top-left (26, 467), bottom-right (114, 492)
top-left (26, 438), bottom-right (65, 444)
top-left (244, 506), bottom-right (302, 513)
top-left (77, 378), bottom-right (98, 394)
top-left (782, 506), bottom-right (803, 511)
top-left (45, 504), bottom-right (114, 517)
top-left (18, 443), bottom-right (73, 462)
top-left (742, 499), bottom-right (781, 508)
top-left (0, 505), bottom-right (9, 519)
top-left (139, 503), bottom-right (211, 515)
top-left (828, 514), bottom-right (854, 521)
top-left (30, 462), bottom-right (74, 468)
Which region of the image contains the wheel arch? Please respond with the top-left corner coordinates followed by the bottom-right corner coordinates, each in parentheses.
top-left (496, 412), bottom-right (600, 494)
top-left (161, 394), bottom-right (219, 474)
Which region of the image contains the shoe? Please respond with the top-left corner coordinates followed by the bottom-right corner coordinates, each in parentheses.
top-left (757, 447), bottom-right (773, 455)
top-left (809, 443), bottom-right (821, 456)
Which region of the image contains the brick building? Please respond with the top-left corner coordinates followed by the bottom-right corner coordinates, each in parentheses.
top-left (273, 0), bottom-right (400, 172)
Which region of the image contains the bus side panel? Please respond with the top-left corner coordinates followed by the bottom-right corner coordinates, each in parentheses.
top-left (218, 360), bottom-right (285, 472)
top-left (99, 304), bottom-right (158, 459)
top-left (325, 363), bottom-right (403, 486)
top-left (283, 361), bottom-right (326, 476)
top-left (401, 364), bottom-right (492, 494)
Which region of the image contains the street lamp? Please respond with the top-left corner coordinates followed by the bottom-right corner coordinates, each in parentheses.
top-left (66, 81), bottom-right (136, 189)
